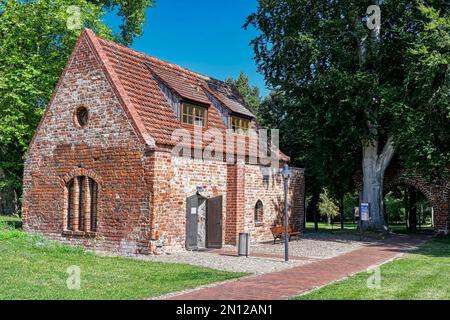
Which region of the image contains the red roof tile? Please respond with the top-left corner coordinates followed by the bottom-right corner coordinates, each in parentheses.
top-left (83, 28), bottom-right (257, 146)
top-left (81, 29), bottom-right (289, 161)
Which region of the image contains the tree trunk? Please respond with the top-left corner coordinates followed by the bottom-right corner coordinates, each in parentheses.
top-left (404, 187), bottom-right (409, 229)
top-left (312, 191), bottom-right (319, 231)
top-left (383, 199), bottom-right (389, 227)
top-left (340, 193), bottom-right (344, 230)
top-left (356, 2), bottom-right (394, 231)
top-left (362, 158), bottom-right (385, 229)
top-left (362, 137), bottom-right (394, 231)
top-left (408, 187), bottom-right (417, 232)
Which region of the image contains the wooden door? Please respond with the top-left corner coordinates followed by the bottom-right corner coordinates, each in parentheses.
top-left (186, 195), bottom-right (198, 250)
top-left (206, 196), bottom-right (223, 249)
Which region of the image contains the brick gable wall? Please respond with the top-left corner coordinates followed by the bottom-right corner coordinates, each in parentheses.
top-left (22, 34), bottom-right (153, 254)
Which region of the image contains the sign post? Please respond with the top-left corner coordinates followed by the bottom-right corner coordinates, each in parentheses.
top-left (360, 202), bottom-right (370, 241)
top-left (281, 164), bottom-right (291, 262)
top-left (361, 203), bottom-right (370, 222)
top-left (358, 192), bottom-right (362, 240)
top-left (355, 206), bottom-right (362, 241)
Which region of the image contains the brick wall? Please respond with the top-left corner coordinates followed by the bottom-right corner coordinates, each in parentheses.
top-left (22, 33), bottom-right (152, 254)
top-left (149, 149), bottom-right (229, 252)
top-left (150, 152), bottom-right (305, 250)
top-left (22, 32), bottom-right (307, 255)
top-left (243, 165), bottom-right (305, 243)
top-left (225, 161), bottom-right (245, 245)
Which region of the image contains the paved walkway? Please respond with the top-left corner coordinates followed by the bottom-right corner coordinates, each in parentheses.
top-left (168, 234), bottom-right (429, 300)
top-left (208, 249), bottom-right (319, 261)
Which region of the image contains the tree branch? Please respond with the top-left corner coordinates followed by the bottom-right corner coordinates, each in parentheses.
top-left (378, 136), bottom-right (395, 172)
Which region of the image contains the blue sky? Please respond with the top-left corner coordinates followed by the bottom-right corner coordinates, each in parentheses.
top-left (104, 0), bottom-right (269, 96)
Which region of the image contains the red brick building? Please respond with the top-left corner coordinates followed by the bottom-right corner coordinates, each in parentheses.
top-left (22, 29), bottom-right (305, 255)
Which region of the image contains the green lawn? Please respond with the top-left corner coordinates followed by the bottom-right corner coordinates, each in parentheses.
top-left (304, 221), bottom-right (433, 238)
top-left (0, 216), bottom-right (245, 300)
top-left (304, 222), bottom-right (386, 240)
top-left (305, 221), bottom-right (357, 231)
top-left (295, 237), bottom-right (450, 300)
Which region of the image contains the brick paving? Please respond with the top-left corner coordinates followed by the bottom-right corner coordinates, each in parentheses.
top-left (208, 249), bottom-right (318, 261)
top-left (167, 234), bottom-right (430, 300)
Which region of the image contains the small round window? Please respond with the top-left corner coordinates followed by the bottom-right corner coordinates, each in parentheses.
top-left (75, 107), bottom-right (89, 127)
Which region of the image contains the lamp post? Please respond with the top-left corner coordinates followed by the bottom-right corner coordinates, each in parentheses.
top-left (281, 164), bottom-right (291, 262)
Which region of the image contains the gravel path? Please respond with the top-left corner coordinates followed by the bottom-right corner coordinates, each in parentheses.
top-left (137, 251), bottom-right (310, 274)
top-left (250, 233), bottom-right (370, 259)
top-left (135, 233), bottom-right (371, 274)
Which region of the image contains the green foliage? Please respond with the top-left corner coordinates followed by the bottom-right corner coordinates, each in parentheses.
top-left (94, 0), bottom-right (156, 45)
top-left (385, 193), bottom-right (406, 223)
top-left (318, 189), bottom-right (340, 222)
top-left (395, 4), bottom-right (450, 179)
top-left (0, 0), bottom-right (112, 196)
top-left (343, 192), bottom-right (359, 221)
top-left (385, 188), bottom-right (433, 224)
top-left (246, 0), bottom-right (449, 185)
top-left (258, 91), bottom-right (287, 128)
top-left (259, 84), bottom-right (359, 199)
top-left (0, 0), bottom-right (153, 202)
top-left (225, 72), bottom-right (261, 117)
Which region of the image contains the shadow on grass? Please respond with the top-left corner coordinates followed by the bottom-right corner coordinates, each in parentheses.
top-left (412, 236), bottom-right (450, 258)
top-left (0, 215), bottom-right (22, 229)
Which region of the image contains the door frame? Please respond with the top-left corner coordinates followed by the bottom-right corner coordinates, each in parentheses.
top-left (185, 194), bottom-right (199, 250)
top-left (205, 195), bottom-right (223, 249)
top-left (186, 194), bottom-right (223, 250)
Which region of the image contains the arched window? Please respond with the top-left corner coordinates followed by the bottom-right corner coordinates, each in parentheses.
top-left (254, 200), bottom-right (264, 225)
top-left (66, 176), bottom-right (98, 232)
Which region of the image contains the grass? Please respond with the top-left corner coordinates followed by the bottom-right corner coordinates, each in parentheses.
top-left (305, 221), bottom-right (357, 231)
top-left (0, 215), bottom-right (245, 300)
top-left (388, 223), bottom-right (434, 234)
top-left (0, 215), bottom-right (22, 229)
top-left (304, 222), bottom-right (386, 239)
top-left (304, 221), bottom-right (434, 239)
top-left (294, 237), bottom-right (450, 300)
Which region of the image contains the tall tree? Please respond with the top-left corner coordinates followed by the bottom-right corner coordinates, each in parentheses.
top-left (259, 88), bottom-right (359, 230)
top-left (246, 0), bottom-right (449, 230)
top-left (0, 0), bottom-right (152, 213)
top-left (94, 0), bottom-right (155, 45)
top-left (226, 72), bottom-right (262, 117)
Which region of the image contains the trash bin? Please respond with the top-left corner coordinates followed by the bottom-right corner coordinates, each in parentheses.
top-left (238, 232), bottom-right (249, 257)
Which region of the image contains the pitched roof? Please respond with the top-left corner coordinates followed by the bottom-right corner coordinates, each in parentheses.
top-left (83, 28), bottom-right (258, 147)
top-left (203, 79), bottom-right (255, 118)
top-left (79, 29), bottom-right (289, 161)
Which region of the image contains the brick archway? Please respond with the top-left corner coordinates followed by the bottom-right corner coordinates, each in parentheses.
top-left (355, 163), bottom-right (449, 235)
top-left (384, 175), bottom-right (434, 207)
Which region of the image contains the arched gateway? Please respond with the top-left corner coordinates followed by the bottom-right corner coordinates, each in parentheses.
top-left (355, 162), bottom-right (449, 234)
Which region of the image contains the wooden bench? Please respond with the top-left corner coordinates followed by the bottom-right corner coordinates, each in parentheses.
top-left (270, 226), bottom-right (301, 244)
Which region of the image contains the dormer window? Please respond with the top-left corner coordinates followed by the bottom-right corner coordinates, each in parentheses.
top-left (182, 102), bottom-right (207, 127)
top-left (230, 116), bottom-right (250, 133)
